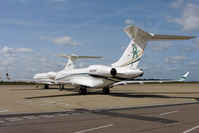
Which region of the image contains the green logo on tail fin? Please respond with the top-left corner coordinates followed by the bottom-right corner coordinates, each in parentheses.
top-left (131, 43), bottom-right (140, 67)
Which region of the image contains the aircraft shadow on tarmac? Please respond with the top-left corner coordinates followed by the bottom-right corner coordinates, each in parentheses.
top-left (11, 87), bottom-right (74, 91)
top-left (24, 91), bottom-right (199, 102)
top-left (24, 89), bottom-right (102, 99)
top-left (92, 110), bottom-right (178, 124)
top-left (109, 92), bottom-right (199, 102)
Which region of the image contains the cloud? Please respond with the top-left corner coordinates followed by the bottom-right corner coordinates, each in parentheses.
top-left (164, 56), bottom-right (188, 64)
top-left (1, 46), bottom-right (15, 57)
top-left (169, 3), bottom-right (199, 31)
top-left (1, 46), bottom-right (34, 55)
top-left (50, 36), bottom-right (80, 46)
top-left (125, 19), bottom-right (135, 24)
top-left (0, 46), bottom-right (18, 66)
top-left (150, 43), bottom-right (172, 51)
top-left (76, 62), bottom-right (86, 68)
top-left (40, 36), bottom-right (46, 40)
top-left (16, 48), bottom-right (34, 54)
top-left (20, 0), bottom-right (32, 3)
top-left (0, 46), bottom-right (34, 66)
top-left (0, 18), bottom-right (35, 26)
top-left (49, 0), bottom-right (66, 2)
top-left (0, 18), bottom-right (51, 27)
top-left (170, 0), bottom-right (184, 8)
top-left (120, 45), bottom-right (126, 50)
top-left (0, 46), bottom-right (64, 79)
top-left (180, 38), bottom-right (199, 52)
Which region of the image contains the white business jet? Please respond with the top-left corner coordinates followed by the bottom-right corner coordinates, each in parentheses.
top-left (53, 25), bottom-right (195, 94)
top-left (33, 54), bottom-right (102, 89)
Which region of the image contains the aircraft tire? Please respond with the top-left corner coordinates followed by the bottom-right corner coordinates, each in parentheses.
top-left (44, 84), bottom-right (49, 89)
top-left (79, 86), bottom-right (87, 95)
top-left (102, 87), bottom-right (110, 94)
top-left (59, 84), bottom-right (64, 91)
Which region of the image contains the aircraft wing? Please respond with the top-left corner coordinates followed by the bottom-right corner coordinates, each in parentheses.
top-left (112, 72), bottom-right (189, 86)
top-left (4, 78), bottom-right (55, 85)
top-left (56, 77), bottom-right (104, 88)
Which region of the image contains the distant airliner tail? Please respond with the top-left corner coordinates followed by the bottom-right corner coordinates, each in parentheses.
top-left (112, 25), bottom-right (195, 68)
top-left (179, 72), bottom-right (189, 81)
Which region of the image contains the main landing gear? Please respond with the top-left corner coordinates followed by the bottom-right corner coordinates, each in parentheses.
top-left (102, 87), bottom-right (110, 94)
top-left (44, 84), bottom-right (49, 89)
top-left (36, 83), bottom-right (39, 88)
top-left (59, 84), bottom-right (64, 91)
top-left (79, 86), bottom-right (87, 95)
top-left (78, 86), bottom-right (110, 95)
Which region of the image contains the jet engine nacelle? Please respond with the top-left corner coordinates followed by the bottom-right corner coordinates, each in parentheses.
top-left (88, 65), bottom-right (143, 79)
top-left (88, 65), bottom-right (115, 77)
top-left (115, 67), bottom-right (143, 79)
top-left (47, 72), bottom-right (57, 80)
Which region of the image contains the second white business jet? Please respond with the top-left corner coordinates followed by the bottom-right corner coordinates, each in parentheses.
top-left (33, 54), bottom-right (102, 89)
top-left (51, 25), bottom-right (195, 94)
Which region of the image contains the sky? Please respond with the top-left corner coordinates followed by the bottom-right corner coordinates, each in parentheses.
top-left (0, 0), bottom-right (199, 81)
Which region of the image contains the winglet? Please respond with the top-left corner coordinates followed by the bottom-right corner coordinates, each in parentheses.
top-left (179, 72), bottom-right (189, 81)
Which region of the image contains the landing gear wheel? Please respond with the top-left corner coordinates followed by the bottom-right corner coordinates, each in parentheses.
top-left (79, 86), bottom-right (87, 95)
top-left (102, 87), bottom-right (110, 94)
top-left (59, 84), bottom-right (64, 91)
top-left (44, 84), bottom-right (49, 89)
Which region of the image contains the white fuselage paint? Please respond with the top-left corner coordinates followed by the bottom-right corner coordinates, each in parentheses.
top-left (32, 25), bottom-right (193, 89)
top-left (33, 72), bottom-right (56, 85)
top-left (55, 65), bottom-right (143, 88)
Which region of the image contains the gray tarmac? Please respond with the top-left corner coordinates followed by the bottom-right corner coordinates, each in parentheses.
top-left (0, 83), bottom-right (199, 132)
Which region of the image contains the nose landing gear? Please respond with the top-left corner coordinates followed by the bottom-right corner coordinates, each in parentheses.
top-left (59, 84), bottom-right (64, 91)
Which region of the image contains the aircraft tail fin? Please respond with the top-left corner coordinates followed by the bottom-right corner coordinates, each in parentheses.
top-left (59, 54), bottom-right (102, 70)
top-left (112, 25), bottom-right (195, 69)
top-left (179, 72), bottom-right (189, 81)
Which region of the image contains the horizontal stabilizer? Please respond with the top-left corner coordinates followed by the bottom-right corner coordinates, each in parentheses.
top-left (59, 54), bottom-right (103, 59)
top-left (59, 54), bottom-right (102, 70)
top-left (125, 25), bottom-right (196, 41)
top-left (150, 34), bottom-right (196, 41)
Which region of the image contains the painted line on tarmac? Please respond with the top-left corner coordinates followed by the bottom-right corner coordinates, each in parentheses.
top-left (183, 125), bottom-right (199, 133)
top-left (54, 113), bottom-right (64, 116)
top-left (39, 115), bottom-right (55, 118)
top-left (58, 113), bottom-right (69, 117)
top-left (0, 96), bottom-right (24, 105)
top-left (22, 116), bottom-right (39, 120)
top-left (29, 100), bottom-right (74, 107)
top-left (73, 124), bottom-right (114, 133)
top-left (0, 102), bottom-right (198, 119)
top-left (160, 110), bottom-right (179, 116)
top-left (72, 113), bottom-right (81, 116)
top-left (0, 109), bottom-right (9, 113)
top-left (5, 118), bottom-right (23, 122)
